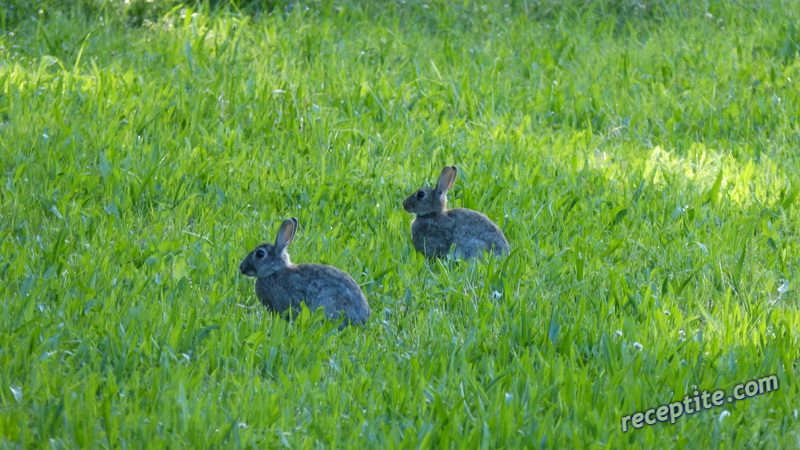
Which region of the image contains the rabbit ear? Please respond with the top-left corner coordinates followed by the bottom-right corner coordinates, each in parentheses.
top-left (436, 166), bottom-right (457, 196)
top-left (274, 218), bottom-right (297, 254)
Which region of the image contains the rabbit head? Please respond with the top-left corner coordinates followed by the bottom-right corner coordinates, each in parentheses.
top-left (403, 166), bottom-right (457, 216)
top-left (239, 217), bottom-right (297, 278)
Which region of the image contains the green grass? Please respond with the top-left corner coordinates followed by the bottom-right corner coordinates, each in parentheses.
top-left (1, 0), bottom-right (799, 447)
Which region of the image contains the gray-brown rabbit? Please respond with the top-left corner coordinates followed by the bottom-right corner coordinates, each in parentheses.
top-left (239, 218), bottom-right (370, 329)
top-left (402, 166), bottom-right (509, 259)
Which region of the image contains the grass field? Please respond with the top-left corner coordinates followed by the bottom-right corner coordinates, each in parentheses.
top-left (1, 0), bottom-right (799, 447)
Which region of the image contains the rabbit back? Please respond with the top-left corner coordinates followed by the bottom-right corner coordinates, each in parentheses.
top-left (411, 208), bottom-right (508, 259)
top-left (256, 263), bottom-right (370, 328)
top-left (449, 208), bottom-right (509, 258)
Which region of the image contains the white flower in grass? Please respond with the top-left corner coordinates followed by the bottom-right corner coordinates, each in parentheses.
top-left (615, 330), bottom-right (623, 338)
top-left (632, 342), bottom-right (643, 351)
top-left (9, 385), bottom-right (22, 402)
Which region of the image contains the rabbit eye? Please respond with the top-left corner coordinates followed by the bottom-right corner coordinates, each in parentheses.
top-left (416, 191), bottom-right (426, 199)
top-left (255, 249), bottom-right (266, 259)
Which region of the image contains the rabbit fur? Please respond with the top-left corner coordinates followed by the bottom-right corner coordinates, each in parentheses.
top-left (239, 218), bottom-right (370, 329)
top-left (402, 166), bottom-right (509, 259)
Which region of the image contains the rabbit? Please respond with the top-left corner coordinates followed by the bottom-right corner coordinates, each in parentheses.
top-left (239, 218), bottom-right (370, 329)
top-left (402, 166), bottom-right (509, 259)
